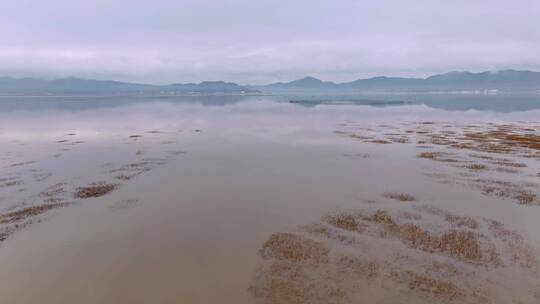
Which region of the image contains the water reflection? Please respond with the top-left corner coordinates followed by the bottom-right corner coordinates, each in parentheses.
top-left (0, 98), bottom-right (539, 303)
top-left (1, 92), bottom-right (539, 113)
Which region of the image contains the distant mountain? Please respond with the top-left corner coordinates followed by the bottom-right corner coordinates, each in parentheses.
top-left (0, 77), bottom-right (259, 95)
top-left (343, 76), bottom-right (424, 90)
top-left (256, 70), bottom-right (540, 92)
top-left (1, 70), bottom-right (540, 95)
top-left (267, 76), bottom-right (337, 89)
top-left (0, 77), bottom-right (153, 94)
top-left (423, 70), bottom-right (540, 89)
top-left (169, 81), bottom-right (254, 93)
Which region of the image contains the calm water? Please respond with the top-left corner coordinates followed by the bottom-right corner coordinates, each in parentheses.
top-left (0, 95), bottom-right (539, 303)
top-left (0, 92), bottom-right (539, 112)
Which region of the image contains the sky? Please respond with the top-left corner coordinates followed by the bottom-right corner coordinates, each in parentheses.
top-left (1, 0), bottom-right (539, 84)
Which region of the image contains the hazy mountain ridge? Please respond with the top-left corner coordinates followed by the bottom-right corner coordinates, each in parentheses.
top-left (258, 70), bottom-right (540, 92)
top-left (1, 70), bottom-right (540, 95)
top-left (0, 78), bottom-right (258, 94)
top-left (267, 76), bottom-right (338, 88)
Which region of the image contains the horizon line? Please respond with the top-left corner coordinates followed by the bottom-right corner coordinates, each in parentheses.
top-left (1, 68), bottom-right (539, 87)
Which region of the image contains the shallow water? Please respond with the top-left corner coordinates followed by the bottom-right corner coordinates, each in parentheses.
top-left (0, 96), bottom-right (539, 303)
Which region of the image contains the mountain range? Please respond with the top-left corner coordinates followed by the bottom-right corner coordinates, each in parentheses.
top-left (1, 70), bottom-right (540, 95)
top-left (256, 70), bottom-right (540, 92)
top-left (0, 78), bottom-right (258, 95)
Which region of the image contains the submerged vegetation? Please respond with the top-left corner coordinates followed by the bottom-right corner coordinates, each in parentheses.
top-left (1, 109), bottom-right (539, 303)
top-left (251, 201), bottom-right (539, 303)
top-left (383, 192), bottom-right (417, 202)
top-left (245, 120), bottom-right (540, 302)
top-left (0, 203), bottom-right (69, 225)
top-left (0, 127), bottom-right (188, 245)
top-left (75, 182), bottom-right (118, 199)
top-left (335, 121), bottom-right (540, 206)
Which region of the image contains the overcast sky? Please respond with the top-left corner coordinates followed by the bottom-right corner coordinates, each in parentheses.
top-left (1, 0), bottom-right (539, 84)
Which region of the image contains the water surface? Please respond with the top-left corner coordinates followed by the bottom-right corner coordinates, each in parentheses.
top-left (0, 96), bottom-right (539, 303)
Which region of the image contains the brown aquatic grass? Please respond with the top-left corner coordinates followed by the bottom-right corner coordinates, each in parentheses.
top-left (0, 224), bottom-right (27, 242)
top-left (472, 178), bottom-right (539, 206)
top-left (251, 235), bottom-right (374, 304)
top-left (40, 183), bottom-right (66, 197)
top-left (0, 179), bottom-right (23, 188)
top-left (465, 163), bottom-right (487, 170)
top-left (503, 133), bottom-right (540, 150)
top-left (75, 182), bottom-right (117, 199)
top-left (0, 203), bottom-right (68, 224)
top-left (388, 137), bottom-right (409, 143)
top-left (429, 134), bottom-right (459, 146)
top-left (418, 152), bottom-right (438, 159)
top-left (383, 192), bottom-right (416, 202)
top-left (349, 134), bottom-right (373, 140)
top-left (458, 127), bottom-right (540, 154)
top-left (444, 214), bottom-right (479, 230)
top-left (370, 139), bottom-right (392, 144)
top-left (469, 154), bottom-right (494, 160)
top-left (416, 205), bottom-right (479, 229)
top-left (513, 191), bottom-right (537, 205)
top-left (398, 211), bottom-right (422, 221)
top-left (412, 124), bottom-right (540, 157)
top-left (390, 271), bottom-right (462, 300)
top-left (361, 210), bottom-right (498, 265)
top-left (8, 161), bottom-right (35, 168)
top-left (259, 233), bottom-right (330, 263)
top-left (480, 186), bottom-right (510, 198)
top-left (491, 160), bottom-right (527, 168)
top-left (494, 167), bottom-right (521, 174)
top-left (426, 261), bottom-right (462, 278)
top-left (301, 223), bottom-right (356, 244)
top-left (110, 158), bottom-right (167, 181)
top-left (336, 255), bottom-right (379, 279)
top-left (323, 213), bottom-right (365, 232)
top-left (248, 259), bottom-right (347, 304)
top-left (417, 124), bottom-right (540, 205)
top-left (417, 152), bottom-right (460, 162)
top-left (485, 219), bottom-right (539, 272)
top-left (251, 203), bottom-right (540, 303)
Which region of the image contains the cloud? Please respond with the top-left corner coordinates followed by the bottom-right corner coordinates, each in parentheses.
top-left (1, 0), bottom-right (539, 83)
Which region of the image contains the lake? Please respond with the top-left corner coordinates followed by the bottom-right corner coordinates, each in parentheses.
top-left (0, 94), bottom-right (539, 303)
